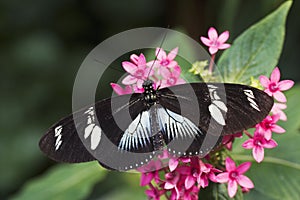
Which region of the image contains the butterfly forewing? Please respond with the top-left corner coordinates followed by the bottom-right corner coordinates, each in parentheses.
top-left (39, 114), bottom-right (96, 163)
top-left (40, 92), bottom-right (161, 170)
top-left (158, 83), bottom-right (273, 134)
top-left (157, 82), bottom-right (273, 156)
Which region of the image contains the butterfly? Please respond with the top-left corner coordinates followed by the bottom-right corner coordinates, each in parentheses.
top-left (39, 78), bottom-right (274, 171)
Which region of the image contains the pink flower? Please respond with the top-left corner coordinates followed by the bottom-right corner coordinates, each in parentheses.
top-left (121, 53), bottom-right (152, 89)
top-left (200, 27), bottom-right (231, 55)
top-left (140, 170), bottom-right (160, 187)
top-left (183, 158), bottom-right (200, 190)
top-left (198, 160), bottom-right (221, 188)
top-left (271, 103), bottom-right (287, 121)
top-left (164, 171), bottom-right (181, 199)
top-left (242, 131), bottom-right (278, 163)
top-left (145, 185), bottom-right (166, 200)
top-left (110, 83), bottom-right (132, 95)
top-left (176, 184), bottom-right (199, 200)
top-left (222, 132), bottom-right (243, 151)
top-left (157, 149), bottom-right (171, 160)
top-left (148, 47), bottom-right (178, 74)
top-left (256, 114), bottom-right (285, 140)
top-left (259, 67), bottom-right (294, 102)
top-left (167, 165), bottom-right (200, 200)
top-left (160, 66), bottom-right (186, 88)
top-left (168, 156), bottom-right (191, 172)
top-left (138, 160), bottom-right (163, 185)
top-left (131, 84), bottom-right (145, 93)
top-left (216, 157), bottom-right (254, 198)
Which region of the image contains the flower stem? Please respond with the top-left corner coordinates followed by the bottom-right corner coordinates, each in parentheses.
top-left (208, 54), bottom-right (216, 74)
top-left (243, 130), bottom-right (253, 138)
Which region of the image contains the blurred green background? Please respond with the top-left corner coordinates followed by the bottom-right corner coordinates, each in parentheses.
top-left (0, 0), bottom-right (299, 199)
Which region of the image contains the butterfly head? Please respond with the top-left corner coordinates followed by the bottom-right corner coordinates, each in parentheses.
top-left (142, 80), bottom-right (154, 90)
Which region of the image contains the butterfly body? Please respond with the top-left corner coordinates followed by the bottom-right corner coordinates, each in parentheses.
top-left (142, 80), bottom-right (158, 107)
top-left (39, 81), bottom-right (274, 171)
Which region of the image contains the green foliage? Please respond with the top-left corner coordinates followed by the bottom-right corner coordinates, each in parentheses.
top-left (11, 162), bottom-right (106, 200)
top-left (90, 172), bottom-right (146, 200)
top-left (217, 1), bottom-right (292, 84)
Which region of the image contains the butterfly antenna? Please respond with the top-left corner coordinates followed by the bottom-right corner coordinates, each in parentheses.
top-left (146, 28), bottom-right (169, 80)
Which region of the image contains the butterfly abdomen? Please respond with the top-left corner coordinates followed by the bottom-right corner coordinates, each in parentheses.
top-left (149, 104), bottom-right (165, 151)
top-left (152, 131), bottom-right (165, 151)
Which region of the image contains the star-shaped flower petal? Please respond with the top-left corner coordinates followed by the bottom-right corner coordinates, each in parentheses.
top-left (259, 67), bottom-right (294, 102)
top-left (200, 27), bottom-right (231, 55)
top-left (216, 157), bottom-right (254, 198)
top-left (242, 131), bottom-right (278, 163)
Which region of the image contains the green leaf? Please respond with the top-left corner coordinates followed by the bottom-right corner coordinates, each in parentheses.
top-left (231, 85), bottom-right (300, 199)
top-left (10, 162), bottom-right (107, 200)
top-left (217, 1), bottom-right (292, 84)
top-left (89, 172), bottom-right (146, 200)
top-left (100, 188), bottom-right (145, 200)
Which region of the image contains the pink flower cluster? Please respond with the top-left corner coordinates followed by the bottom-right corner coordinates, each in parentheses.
top-left (110, 47), bottom-right (185, 95)
top-left (139, 152), bottom-right (254, 199)
top-left (240, 67), bottom-right (294, 163)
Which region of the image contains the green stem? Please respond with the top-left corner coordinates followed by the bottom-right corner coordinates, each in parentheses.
top-left (243, 130), bottom-right (253, 138)
top-left (208, 54), bottom-right (216, 74)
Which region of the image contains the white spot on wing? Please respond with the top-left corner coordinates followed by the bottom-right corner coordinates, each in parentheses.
top-left (244, 89), bottom-right (254, 98)
top-left (213, 100), bottom-right (228, 112)
top-left (55, 140), bottom-right (62, 151)
top-left (244, 89), bottom-right (260, 111)
top-left (55, 134), bottom-right (62, 146)
top-left (54, 125), bottom-right (63, 151)
top-left (90, 125), bottom-right (101, 150)
top-left (208, 84), bottom-right (218, 89)
top-left (84, 124), bottom-right (95, 139)
top-left (209, 104), bottom-right (226, 125)
top-left (207, 84), bottom-right (227, 125)
top-left (83, 106), bottom-right (102, 150)
top-left (54, 126), bottom-right (62, 136)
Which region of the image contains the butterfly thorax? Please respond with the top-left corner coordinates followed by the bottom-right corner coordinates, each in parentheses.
top-left (143, 80), bottom-right (157, 107)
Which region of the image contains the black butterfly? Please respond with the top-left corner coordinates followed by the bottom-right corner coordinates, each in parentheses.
top-left (39, 80), bottom-right (273, 171)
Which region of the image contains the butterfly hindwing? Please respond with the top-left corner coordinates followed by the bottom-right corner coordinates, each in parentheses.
top-left (94, 93), bottom-right (157, 170)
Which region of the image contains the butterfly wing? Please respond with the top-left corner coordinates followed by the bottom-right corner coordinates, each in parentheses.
top-left (91, 93), bottom-right (160, 171)
top-left (157, 82), bottom-right (273, 156)
top-left (39, 114), bottom-right (96, 163)
top-left (39, 93), bottom-right (158, 171)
